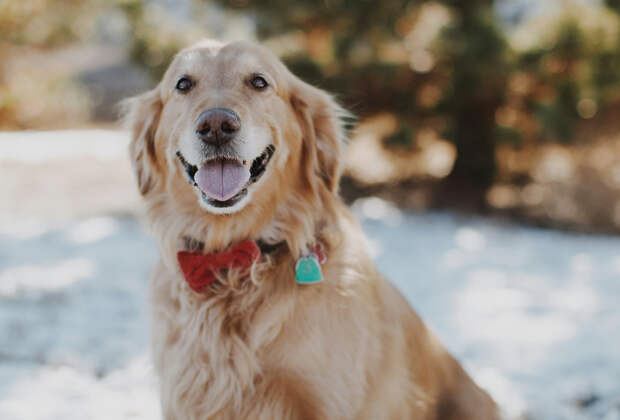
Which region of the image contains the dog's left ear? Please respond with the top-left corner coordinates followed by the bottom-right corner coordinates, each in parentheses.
top-left (290, 81), bottom-right (347, 193)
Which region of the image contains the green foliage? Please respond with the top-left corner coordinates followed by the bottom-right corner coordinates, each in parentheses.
top-left (383, 123), bottom-right (416, 149)
top-left (217, 0), bottom-right (424, 121)
top-left (222, 0), bottom-right (414, 40)
top-left (0, 0), bottom-right (104, 128)
top-left (435, 3), bottom-right (507, 186)
top-left (0, 0), bottom-right (105, 47)
top-left (510, 6), bottom-right (620, 144)
top-left (494, 124), bottom-right (522, 146)
top-left (115, 0), bottom-right (186, 80)
top-left (606, 0), bottom-right (620, 13)
top-left (5, 0), bottom-right (620, 193)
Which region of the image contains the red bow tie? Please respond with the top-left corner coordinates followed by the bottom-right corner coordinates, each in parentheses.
top-left (177, 240), bottom-right (261, 293)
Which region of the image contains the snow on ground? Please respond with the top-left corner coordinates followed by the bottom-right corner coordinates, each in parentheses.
top-left (1, 131), bottom-right (619, 419)
top-left (0, 216), bottom-right (158, 420)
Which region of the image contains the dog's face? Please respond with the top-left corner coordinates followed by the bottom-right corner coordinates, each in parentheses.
top-left (164, 40), bottom-right (293, 214)
top-left (126, 40), bottom-right (345, 244)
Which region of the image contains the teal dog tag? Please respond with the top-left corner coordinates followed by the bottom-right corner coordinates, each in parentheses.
top-left (295, 255), bottom-right (323, 284)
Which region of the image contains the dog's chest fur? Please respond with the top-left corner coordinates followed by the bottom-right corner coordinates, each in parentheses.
top-left (149, 258), bottom-right (375, 420)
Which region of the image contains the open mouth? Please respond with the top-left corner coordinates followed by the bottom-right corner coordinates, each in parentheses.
top-left (176, 145), bottom-right (275, 208)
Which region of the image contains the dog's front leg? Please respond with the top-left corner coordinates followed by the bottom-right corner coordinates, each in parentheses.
top-left (240, 374), bottom-right (323, 420)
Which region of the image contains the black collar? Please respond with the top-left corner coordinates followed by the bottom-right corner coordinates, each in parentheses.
top-left (182, 236), bottom-right (287, 256)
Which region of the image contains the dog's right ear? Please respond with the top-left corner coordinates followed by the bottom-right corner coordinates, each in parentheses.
top-left (122, 88), bottom-right (162, 196)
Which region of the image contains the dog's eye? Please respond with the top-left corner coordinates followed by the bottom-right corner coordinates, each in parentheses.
top-left (176, 77), bottom-right (194, 93)
top-left (250, 76), bottom-right (268, 90)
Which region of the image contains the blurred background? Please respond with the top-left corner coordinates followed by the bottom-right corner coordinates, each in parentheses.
top-left (1, 0), bottom-right (620, 419)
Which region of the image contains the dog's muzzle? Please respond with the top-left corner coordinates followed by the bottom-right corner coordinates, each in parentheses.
top-left (176, 144), bottom-right (275, 208)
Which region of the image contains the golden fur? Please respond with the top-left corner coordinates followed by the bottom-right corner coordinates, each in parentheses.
top-left (125, 39), bottom-right (500, 420)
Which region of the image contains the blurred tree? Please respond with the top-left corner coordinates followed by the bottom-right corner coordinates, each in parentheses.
top-left (0, 0), bottom-right (105, 128)
top-left (434, 1), bottom-right (508, 206)
top-left (606, 0), bottom-right (620, 12)
top-left (217, 0), bottom-right (420, 114)
top-left (504, 4), bottom-right (620, 147)
top-left (116, 0), bottom-right (189, 80)
top-left (215, 0), bottom-right (508, 207)
top-left (8, 0), bottom-right (619, 214)
top-left (0, 0), bottom-right (100, 47)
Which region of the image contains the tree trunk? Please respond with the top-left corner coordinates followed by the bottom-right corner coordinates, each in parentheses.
top-left (437, 105), bottom-right (498, 211)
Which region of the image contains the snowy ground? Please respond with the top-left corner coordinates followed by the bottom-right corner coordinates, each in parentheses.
top-left (1, 131), bottom-right (619, 420)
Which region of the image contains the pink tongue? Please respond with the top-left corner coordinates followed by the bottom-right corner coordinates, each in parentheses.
top-left (194, 160), bottom-right (250, 201)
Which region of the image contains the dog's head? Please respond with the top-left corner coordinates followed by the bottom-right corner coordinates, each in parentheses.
top-left (124, 40), bottom-right (346, 254)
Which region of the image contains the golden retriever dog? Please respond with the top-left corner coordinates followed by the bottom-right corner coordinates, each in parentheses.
top-left (125, 39), bottom-right (500, 420)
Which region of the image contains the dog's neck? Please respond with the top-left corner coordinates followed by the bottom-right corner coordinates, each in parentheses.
top-left (153, 181), bottom-right (342, 278)
top-left (181, 235), bottom-right (287, 256)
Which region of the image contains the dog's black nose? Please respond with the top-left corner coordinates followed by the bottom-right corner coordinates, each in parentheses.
top-left (195, 108), bottom-right (240, 145)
